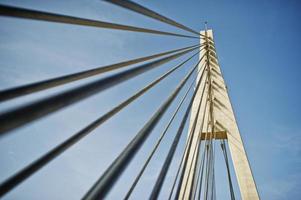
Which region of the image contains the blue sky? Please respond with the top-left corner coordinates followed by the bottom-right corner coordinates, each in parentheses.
top-left (0, 0), bottom-right (300, 199)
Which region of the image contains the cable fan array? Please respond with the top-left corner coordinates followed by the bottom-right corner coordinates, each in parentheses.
top-left (0, 1), bottom-right (236, 199)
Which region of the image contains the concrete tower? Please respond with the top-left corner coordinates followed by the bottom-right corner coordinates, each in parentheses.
top-left (178, 29), bottom-right (260, 200)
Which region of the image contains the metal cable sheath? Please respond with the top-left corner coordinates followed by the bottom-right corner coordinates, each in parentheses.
top-left (194, 148), bottom-right (206, 200)
top-left (168, 62), bottom-right (207, 200)
top-left (167, 88), bottom-right (207, 200)
top-left (188, 138), bottom-right (202, 199)
top-left (149, 65), bottom-right (206, 200)
top-left (189, 99), bottom-right (210, 199)
top-left (123, 63), bottom-right (202, 200)
top-left (0, 44), bottom-right (202, 102)
top-left (221, 140), bottom-right (236, 200)
top-left (0, 5), bottom-right (198, 39)
top-left (180, 75), bottom-right (209, 199)
top-left (103, 0), bottom-right (214, 42)
top-left (174, 62), bottom-right (208, 200)
top-left (202, 104), bottom-right (212, 200)
top-left (103, 0), bottom-right (200, 36)
top-left (198, 101), bottom-right (212, 200)
top-left (0, 46), bottom-right (199, 136)
top-left (82, 55), bottom-right (202, 200)
top-left (0, 49), bottom-right (201, 199)
top-left (167, 118), bottom-right (195, 200)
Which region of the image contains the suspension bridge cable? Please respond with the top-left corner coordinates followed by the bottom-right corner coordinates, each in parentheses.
top-left (0, 48), bottom-right (202, 199)
top-left (123, 60), bottom-right (204, 200)
top-left (0, 5), bottom-right (198, 39)
top-left (183, 98), bottom-right (208, 199)
top-left (205, 133), bottom-right (216, 200)
top-left (204, 109), bottom-right (213, 199)
top-left (203, 144), bottom-right (210, 199)
top-left (0, 44), bottom-right (202, 102)
top-left (204, 121), bottom-right (216, 200)
top-left (0, 46), bottom-right (199, 136)
top-left (189, 137), bottom-right (203, 199)
top-left (197, 69), bottom-right (211, 200)
top-left (212, 172), bottom-right (217, 200)
top-left (0, 2), bottom-right (242, 199)
top-left (192, 110), bottom-right (211, 200)
top-left (221, 140), bottom-right (236, 200)
top-left (198, 41), bottom-right (214, 199)
top-left (149, 90), bottom-right (196, 199)
top-left (194, 146), bottom-right (206, 200)
top-left (209, 140), bottom-right (217, 200)
top-left (149, 60), bottom-right (207, 200)
top-left (167, 120), bottom-right (195, 200)
top-left (208, 142), bottom-right (217, 200)
top-left (173, 104), bottom-right (206, 199)
top-left (173, 63), bottom-right (209, 200)
top-left (103, 0), bottom-right (201, 37)
top-left (202, 97), bottom-right (212, 200)
top-left (82, 55), bottom-right (202, 200)
top-left (191, 138), bottom-right (215, 200)
top-left (204, 146), bottom-right (211, 200)
top-left (182, 130), bottom-right (204, 199)
top-left (206, 123), bottom-right (217, 200)
top-left (203, 27), bottom-right (217, 200)
top-left (188, 93), bottom-right (211, 199)
top-left (167, 79), bottom-right (207, 200)
top-left (182, 134), bottom-right (201, 198)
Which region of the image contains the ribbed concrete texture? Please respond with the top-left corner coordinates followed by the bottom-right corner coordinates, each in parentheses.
top-left (178, 30), bottom-right (259, 200)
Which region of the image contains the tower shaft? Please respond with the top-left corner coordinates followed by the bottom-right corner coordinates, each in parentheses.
top-left (178, 30), bottom-right (259, 200)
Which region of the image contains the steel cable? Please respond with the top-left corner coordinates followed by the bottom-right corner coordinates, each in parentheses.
top-left (149, 61), bottom-right (207, 200)
top-left (103, 0), bottom-right (201, 36)
top-left (221, 140), bottom-right (236, 200)
top-left (0, 46), bottom-right (199, 136)
top-left (82, 54), bottom-right (203, 200)
top-left (123, 61), bottom-right (203, 200)
top-left (173, 64), bottom-right (209, 200)
top-left (167, 81), bottom-right (208, 200)
top-left (0, 47), bottom-right (202, 198)
top-left (0, 44), bottom-right (202, 102)
top-left (0, 5), bottom-right (198, 39)
top-left (103, 0), bottom-right (215, 42)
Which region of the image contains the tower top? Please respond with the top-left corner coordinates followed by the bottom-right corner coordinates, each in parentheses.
top-left (204, 21), bottom-right (208, 31)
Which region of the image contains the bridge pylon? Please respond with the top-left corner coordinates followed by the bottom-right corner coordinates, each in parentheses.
top-left (177, 29), bottom-right (260, 200)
